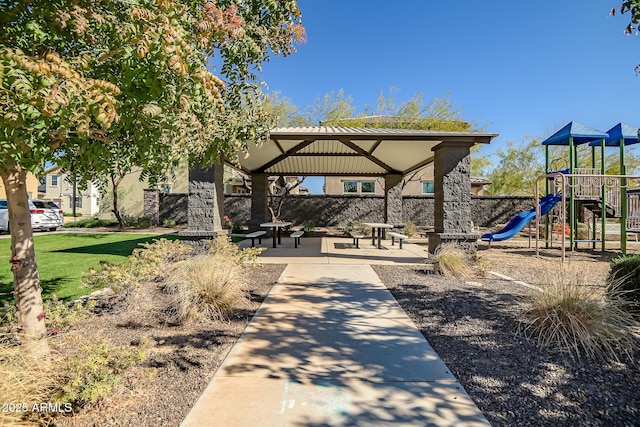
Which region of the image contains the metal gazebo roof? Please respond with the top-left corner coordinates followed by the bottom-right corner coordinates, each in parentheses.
top-left (234, 126), bottom-right (497, 176)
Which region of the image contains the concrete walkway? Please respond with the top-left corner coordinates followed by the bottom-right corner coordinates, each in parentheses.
top-left (181, 264), bottom-right (489, 426)
top-left (238, 236), bottom-right (431, 265)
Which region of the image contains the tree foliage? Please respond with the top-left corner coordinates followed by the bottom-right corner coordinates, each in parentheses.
top-left (0, 0), bottom-right (304, 344)
top-left (610, 1), bottom-right (640, 73)
top-left (486, 136), bottom-right (545, 196)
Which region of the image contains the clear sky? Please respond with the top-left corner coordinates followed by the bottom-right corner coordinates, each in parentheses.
top-left (256, 1), bottom-right (640, 194)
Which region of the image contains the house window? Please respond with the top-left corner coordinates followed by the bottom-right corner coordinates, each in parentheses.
top-left (73, 197), bottom-right (83, 208)
top-left (361, 181), bottom-right (375, 194)
top-left (343, 181), bottom-right (358, 194)
top-left (50, 175), bottom-right (58, 187)
top-left (422, 181), bottom-right (435, 194)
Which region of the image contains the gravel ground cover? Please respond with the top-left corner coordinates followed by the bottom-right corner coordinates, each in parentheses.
top-left (373, 248), bottom-right (640, 427)
top-left (55, 264), bottom-right (286, 427)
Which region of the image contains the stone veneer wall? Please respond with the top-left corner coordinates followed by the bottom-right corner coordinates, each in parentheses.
top-left (155, 193), bottom-right (535, 228)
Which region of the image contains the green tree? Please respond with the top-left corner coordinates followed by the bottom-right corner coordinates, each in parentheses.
top-left (0, 0), bottom-right (303, 347)
top-left (308, 89), bottom-right (356, 125)
top-left (486, 136), bottom-right (545, 196)
top-left (264, 91), bottom-right (311, 127)
top-left (321, 90), bottom-right (491, 177)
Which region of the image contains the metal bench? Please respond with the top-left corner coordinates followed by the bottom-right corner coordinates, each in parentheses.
top-left (388, 231), bottom-right (408, 249)
top-left (245, 230), bottom-right (266, 247)
top-left (290, 230), bottom-right (304, 248)
top-left (349, 232), bottom-right (364, 248)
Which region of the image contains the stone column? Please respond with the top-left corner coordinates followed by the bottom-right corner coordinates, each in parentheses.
top-left (179, 164), bottom-right (225, 239)
top-left (384, 174), bottom-right (404, 233)
top-left (249, 173), bottom-right (269, 232)
top-left (428, 141), bottom-right (478, 253)
top-left (143, 189), bottom-right (160, 226)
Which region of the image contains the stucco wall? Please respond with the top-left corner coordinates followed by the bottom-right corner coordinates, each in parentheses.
top-left (155, 192), bottom-right (535, 228)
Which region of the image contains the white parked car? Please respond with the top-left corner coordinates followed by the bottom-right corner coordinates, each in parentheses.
top-left (0, 199), bottom-right (64, 233)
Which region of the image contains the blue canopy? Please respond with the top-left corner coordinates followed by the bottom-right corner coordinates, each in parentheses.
top-left (588, 122), bottom-right (640, 146)
top-left (541, 121), bottom-right (608, 146)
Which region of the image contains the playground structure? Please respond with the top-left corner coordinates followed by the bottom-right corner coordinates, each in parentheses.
top-left (535, 122), bottom-right (640, 260)
top-left (482, 122), bottom-right (640, 261)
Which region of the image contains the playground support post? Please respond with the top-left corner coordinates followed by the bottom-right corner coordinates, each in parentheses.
top-left (620, 140), bottom-right (628, 254)
top-left (569, 137), bottom-right (575, 251)
top-left (600, 141), bottom-right (607, 252)
top-left (545, 145), bottom-right (550, 248)
top-left (591, 145), bottom-right (597, 249)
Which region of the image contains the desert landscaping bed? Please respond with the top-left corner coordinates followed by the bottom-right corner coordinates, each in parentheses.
top-left (373, 248), bottom-right (640, 426)
top-left (53, 264), bottom-right (286, 427)
top-left (24, 246), bottom-right (640, 426)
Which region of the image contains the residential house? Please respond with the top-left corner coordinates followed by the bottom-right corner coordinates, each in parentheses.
top-left (40, 166), bottom-right (101, 215)
top-left (323, 164), bottom-right (489, 196)
top-left (41, 161), bottom-right (308, 218)
top-left (0, 171), bottom-right (40, 200)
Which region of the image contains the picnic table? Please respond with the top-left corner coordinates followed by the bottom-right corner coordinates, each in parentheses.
top-left (260, 222), bottom-right (292, 248)
top-left (363, 222), bottom-right (394, 249)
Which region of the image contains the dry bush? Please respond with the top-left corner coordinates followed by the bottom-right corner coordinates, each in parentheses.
top-left (83, 238), bottom-right (192, 292)
top-left (0, 336), bottom-right (56, 426)
top-left (54, 336), bottom-right (152, 407)
top-left (521, 270), bottom-right (640, 361)
top-left (164, 236), bottom-right (264, 324)
top-left (432, 243), bottom-right (476, 279)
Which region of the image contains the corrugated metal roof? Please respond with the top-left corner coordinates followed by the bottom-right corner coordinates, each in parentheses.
top-left (236, 126), bottom-right (497, 176)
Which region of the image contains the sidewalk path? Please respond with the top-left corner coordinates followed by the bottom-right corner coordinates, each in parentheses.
top-left (181, 264), bottom-right (489, 426)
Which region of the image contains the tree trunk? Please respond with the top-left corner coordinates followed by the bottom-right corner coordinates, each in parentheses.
top-left (111, 173), bottom-right (125, 230)
top-left (0, 167), bottom-right (48, 352)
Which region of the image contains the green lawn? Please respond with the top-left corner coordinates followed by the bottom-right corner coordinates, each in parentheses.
top-left (0, 233), bottom-right (177, 302)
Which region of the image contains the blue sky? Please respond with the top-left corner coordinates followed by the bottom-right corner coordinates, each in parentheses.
top-left (258, 1), bottom-right (640, 194)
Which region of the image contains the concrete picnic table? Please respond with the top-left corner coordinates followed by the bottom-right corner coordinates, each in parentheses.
top-left (260, 222), bottom-right (292, 248)
top-left (363, 222), bottom-right (394, 249)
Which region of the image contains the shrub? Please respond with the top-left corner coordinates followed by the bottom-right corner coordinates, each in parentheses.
top-left (164, 236), bottom-right (264, 323)
top-left (432, 243), bottom-right (475, 279)
top-left (231, 220), bottom-right (244, 233)
top-left (55, 337), bottom-right (152, 406)
top-left (163, 219), bottom-right (177, 228)
top-left (0, 301), bottom-right (17, 327)
top-left (136, 216), bottom-right (151, 229)
top-left (83, 239), bottom-right (192, 292)
top-left (123, 214), bottom-right (138, 228)
top-left (521, 276), bottom-right (640, 361)
top-left (43, 296), bottom-right (95, 330)
top-left (63, 218), bottom-right (118, 228)
top-left (403, 221), bottom-right (417, 237)
top-left (606, 254), bottom-right (640, 313)
top-left (341, 219), bottom-right (371, 236)
top-left (302, 220), bottom-right (316, 233)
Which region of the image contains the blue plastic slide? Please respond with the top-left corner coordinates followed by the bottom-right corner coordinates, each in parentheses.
top-left (481, 193), bottom-right (562, 242)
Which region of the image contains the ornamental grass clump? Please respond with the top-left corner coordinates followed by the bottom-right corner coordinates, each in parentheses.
top-left (432, 243), bottom-right (475, 279)
top-left (0, 335), bottom-right (56, 426)
top-left (164, 236), bottom-right (264, 324)
top-left (521, 271), bottom-right (640, 361)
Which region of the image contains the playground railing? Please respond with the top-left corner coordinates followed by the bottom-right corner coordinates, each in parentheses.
top-left (536, 172), bottom-right (640, 262)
